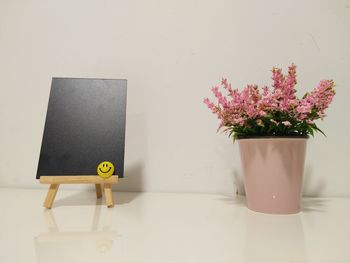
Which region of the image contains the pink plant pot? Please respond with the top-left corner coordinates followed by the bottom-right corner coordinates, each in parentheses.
top-left (238, 138), bottom-right (307, 214)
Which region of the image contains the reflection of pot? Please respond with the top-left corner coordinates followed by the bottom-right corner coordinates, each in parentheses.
top-left (239, 138), bottom-right (307, 214)
top-left (244, 211), bottom-right (307, 263)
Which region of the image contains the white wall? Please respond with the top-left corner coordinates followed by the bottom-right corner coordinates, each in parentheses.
top-left (0, 0), bottom-right (349, 196)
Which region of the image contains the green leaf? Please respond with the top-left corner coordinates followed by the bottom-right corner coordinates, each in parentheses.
top-left (302, 92), bottom-right (309, 99)
top-left (312, 124), bottom-right (327, 137)
top-left (306, 125), bottom-right (314, 137)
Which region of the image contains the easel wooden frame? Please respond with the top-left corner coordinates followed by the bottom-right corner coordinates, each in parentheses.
top-left (40, 176), bottom-right (118, 209)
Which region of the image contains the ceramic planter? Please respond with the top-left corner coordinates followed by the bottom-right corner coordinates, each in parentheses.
top-left (238, 138), bottom-right (307, 214)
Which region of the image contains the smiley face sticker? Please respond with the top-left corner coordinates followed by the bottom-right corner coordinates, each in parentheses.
top-left (97, 161), bottom-right (115, 178)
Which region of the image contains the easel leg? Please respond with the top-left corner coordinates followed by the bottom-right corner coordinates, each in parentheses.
top-left (104, 183), bottom-right (114, 208)
top-left (43, 184), bottom-right (60, 209)
top-left (95, 184), bottom-right (102, 199)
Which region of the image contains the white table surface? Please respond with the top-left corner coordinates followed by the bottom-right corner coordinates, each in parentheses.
top-left (0, 188), bottom-right (349, 263)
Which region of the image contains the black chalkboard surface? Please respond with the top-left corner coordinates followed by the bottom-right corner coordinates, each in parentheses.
top-left (36, 78), bottom-right (127, 179)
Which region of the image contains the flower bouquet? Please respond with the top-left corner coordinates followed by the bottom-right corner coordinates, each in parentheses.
top-left (204, 64), bottom-right (335, 214)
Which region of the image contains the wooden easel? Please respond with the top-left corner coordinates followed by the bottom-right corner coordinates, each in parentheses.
top-left (40, 176), bottom-right (118, 209)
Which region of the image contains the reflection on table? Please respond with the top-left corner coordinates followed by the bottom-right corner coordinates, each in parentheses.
top-left (34, 201), bottom-right (122, 263)
top-left (244, 210), bottom-right (307, 263)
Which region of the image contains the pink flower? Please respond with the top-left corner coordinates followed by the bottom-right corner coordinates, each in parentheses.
top-left (282, 121), bottom-right (291, 126)
top-left (203, 98), bottom-right (214, 109)
top-left (211, 86), bottom-right (222, 99)
top-left (262, 86), bottom-right (269, 96)
top-left (259, 110), bottom-right (267, 116)
top-left (298, 79), bottom-right (335, 120)
top-left (204, 64), bottom-right (335, 136)
top-left (270, 119), bottom-right (279, 125)
top-left (296, 102), bottom-right (312, 114)
top-left (256, 119), bottom-right (264, 126)
top-left (272, 67), bottom-right (284, 91)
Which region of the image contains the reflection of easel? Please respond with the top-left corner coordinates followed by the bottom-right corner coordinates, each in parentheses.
top-left (40, 176), bottom-right (118, 209)
top-left (35, 201), bottom-right (121, 262)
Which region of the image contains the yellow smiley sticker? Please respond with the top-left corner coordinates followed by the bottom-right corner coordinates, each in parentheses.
top-left (97, 161), bottom-right (115, 178)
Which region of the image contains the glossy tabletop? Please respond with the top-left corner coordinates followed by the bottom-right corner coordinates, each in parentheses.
top-left (0, 188), bottom-right (349, 263)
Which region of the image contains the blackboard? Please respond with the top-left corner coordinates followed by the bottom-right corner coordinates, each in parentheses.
top-left (36, 78), bottom-right (127, 179)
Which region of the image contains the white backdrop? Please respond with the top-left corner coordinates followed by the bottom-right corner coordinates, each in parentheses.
top-left (0, 0), bottom-right (349, 196)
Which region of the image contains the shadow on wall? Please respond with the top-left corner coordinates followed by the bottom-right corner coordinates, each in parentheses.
top-left (302, 164), bottom-right (326, 197)
top-left (233, 169), bottom-right (245, 195)
top-left (113, 162), bottom-right (144, 191)
top-left (301, 198), bottom-right (329, 212)
top-left (112, 113), bottom-right (146, 196)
